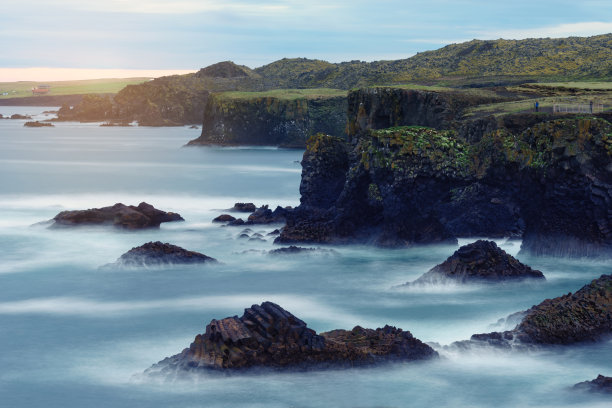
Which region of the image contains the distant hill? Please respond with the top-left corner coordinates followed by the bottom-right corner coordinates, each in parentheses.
top-left (56, 34), bottom-right (612, 124)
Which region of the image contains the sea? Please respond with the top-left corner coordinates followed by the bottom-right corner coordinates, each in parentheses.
top-left (0, 106), bottom-right (610, 408)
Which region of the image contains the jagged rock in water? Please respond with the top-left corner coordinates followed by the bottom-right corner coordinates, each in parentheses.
top-left (247, 205), bottom-right (290, 224)
top-left (212, 214), bottom-right (236, 223)
top-left (574, 375), bottom-right (612, 394)
top-left (464, 274), bottom-right (612, 348)
top-left (50, 202), bottom-right (184, 229)
top-left (147, 302), bottom-right (437, 373)
top-left (105, 242), bottom-right (217, 268)
top-left (405, 240), bottom-right (544, 285)
top-left (231, 203), bottom-right (257, 213)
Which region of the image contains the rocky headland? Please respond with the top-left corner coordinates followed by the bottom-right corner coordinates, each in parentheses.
top-left (146, 301), bottom-right (437, 374)
top-left (186, 90), bottom-right (347, 148)
top-left (50, 202), bottom-right (184, 229)
top-left (104, 241), bottom-right (217, 268)
top-left (278, 108), bottom-right (612, 258)
top-left (460, 274), bottom-right (612, 348)
top-left (403, 240), bottom-right (544, 285)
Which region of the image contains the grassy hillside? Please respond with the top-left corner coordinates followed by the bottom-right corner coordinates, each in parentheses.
top-left (216, 88), bottom-right (347, 101)
top-left (0, 78), bottom-right (150, 99)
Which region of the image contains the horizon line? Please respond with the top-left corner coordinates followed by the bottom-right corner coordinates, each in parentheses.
top-left (0, 68), bottom-right (197, 82)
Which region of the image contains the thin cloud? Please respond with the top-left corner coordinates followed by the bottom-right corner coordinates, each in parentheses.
top-left (477, 21), bottom-right (612, 40)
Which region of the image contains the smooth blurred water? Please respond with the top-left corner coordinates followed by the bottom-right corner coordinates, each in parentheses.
top-left (1, 107), bottom-right (611, 408)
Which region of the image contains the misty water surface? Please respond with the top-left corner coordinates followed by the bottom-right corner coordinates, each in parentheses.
top-left (0, 107), bottom-right (610, 408)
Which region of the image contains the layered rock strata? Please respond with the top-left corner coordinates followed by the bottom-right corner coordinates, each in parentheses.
top-left (466, 274), bottom-right (612, 347)
top-left (148, 302), bottom-right (436, 373)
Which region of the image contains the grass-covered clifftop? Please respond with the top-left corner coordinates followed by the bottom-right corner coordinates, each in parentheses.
top-left (56, 34), bottom-right (612, 126)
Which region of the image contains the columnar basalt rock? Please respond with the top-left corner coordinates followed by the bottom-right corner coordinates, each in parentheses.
top-left (147, 302), bottom-right (437, 373)
top-left (465, 274), bottom-right (612, 347)
top-left (50, 202), bottom-right (184, 229)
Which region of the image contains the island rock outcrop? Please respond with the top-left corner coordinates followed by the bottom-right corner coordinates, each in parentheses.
top-left (104, 241), bottom-right (216, 268)
top-left (147, 301), bottom-right (436, 373)
top-left (405, 240), bottom-right (544, 285)
top-left (466, 274), bottom-right (612, 347)
top-left (50, 202), bottom-right (184, 229)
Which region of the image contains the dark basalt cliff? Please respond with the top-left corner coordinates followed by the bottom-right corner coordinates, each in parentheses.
top-left (405, 240), bottom-right (544, 285)
top-left (467, 274), bottom-right (612, 347)
top-left (187, 93), bottom-right (347, 147)
top-left (147, 301), bottom-right (436, 373)
top-left (50, 202), bottom-right (184, 229)
top-left (346, 87), bottom-right (502, 138)
top-left (104, 241), bottom-right (216, 268)
top-left (278, 111), bottom-right (612, 257)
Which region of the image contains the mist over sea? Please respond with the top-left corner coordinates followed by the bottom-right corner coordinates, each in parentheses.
top-left (1, 107), bottom-right (610, 408)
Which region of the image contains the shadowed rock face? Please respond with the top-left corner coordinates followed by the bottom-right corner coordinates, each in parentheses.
top-left (406, 240), bottom-right (544, 285)
top-left (105, 242), bottom-right (216, 268)
top-left (574, 375), bottom-right (612, 394)
top-left (147, 302), bottom-right (437, 373)
top-left (465, 274), bottom-right (612, 347)
top-left (50, 202), bottom-right (183, 229)
top-left (279, 117), bottom-right (612, 257)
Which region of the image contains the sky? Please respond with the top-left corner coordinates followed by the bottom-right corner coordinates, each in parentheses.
top-left (1, 0), bottom-right (611, 81)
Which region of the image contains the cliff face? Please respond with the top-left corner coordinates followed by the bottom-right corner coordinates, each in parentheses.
top-left (187, 93), bottom-right (347, 147)
top-left (279, 117), bottom-right (612, 257)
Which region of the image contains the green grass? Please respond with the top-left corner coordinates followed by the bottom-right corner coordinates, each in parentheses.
top-left (534, 82), bottom-right (612, 90)
top-left (0, 78), bottom-right (151, 99)
top-left (215, 88), bottom-right (347, 101)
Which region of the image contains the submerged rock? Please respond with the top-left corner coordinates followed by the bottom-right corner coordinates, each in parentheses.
top-left (147, 302), bottom-right (436, 373)
top-left (268, 246), bottom-right (338, 256)
top-left (574, 375), bottom-right (612, 394)
top-left (105, 241), bottom-right (217, 268)
top-left (405, 240), bottom-right (544, 285)
top-left (50, 202), bottom-right (184, 229)
top-left (464, 274), bottom-right (612, 348)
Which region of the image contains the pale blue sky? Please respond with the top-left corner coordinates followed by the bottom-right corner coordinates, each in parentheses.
top-left (1, 0), bottom-right (611, 79)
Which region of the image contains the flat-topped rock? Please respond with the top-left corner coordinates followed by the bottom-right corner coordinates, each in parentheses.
top-left (574, 375), bottom-right (612, 394)
top-left (406, 240), bottom-right (545, 285)
top-left (464, 274), bottom-right (612, 348)
top-left (147, 301), bottom-right (436, 373)
top-left (50, 202), bottom-right (184, 229)
top-left (104, 242), bottom-right (217, 268)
